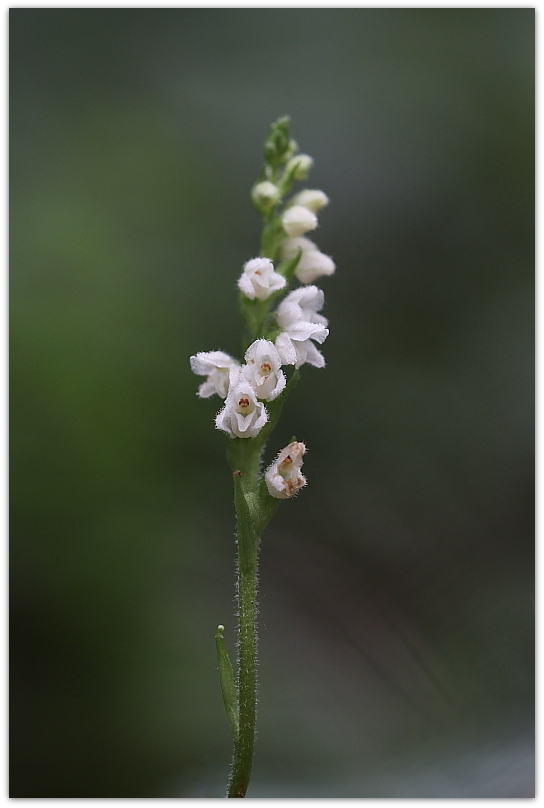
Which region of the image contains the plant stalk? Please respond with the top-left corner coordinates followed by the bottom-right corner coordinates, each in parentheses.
top-left (227, 471), bottom-right (260, 798)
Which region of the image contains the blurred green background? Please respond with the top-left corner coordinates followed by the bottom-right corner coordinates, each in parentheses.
top-left (10, 8), bottom-right (534, 797)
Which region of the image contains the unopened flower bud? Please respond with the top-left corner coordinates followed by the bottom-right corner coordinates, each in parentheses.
top-left (281, 138), bottom-right (298, 163)
top-left (251, 181), bottom-right (281, 213)
top-left (285, 153), bottom-right (313, 180)
top-left (289, 189), bottom-right (329, 213)
top-left (265, 442), bottom-right (307, 499)
top-left (282, 205), bottom-right (318, 238)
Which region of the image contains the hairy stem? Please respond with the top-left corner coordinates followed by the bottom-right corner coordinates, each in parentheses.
top-left (227, 471), bottom-right (259, 798)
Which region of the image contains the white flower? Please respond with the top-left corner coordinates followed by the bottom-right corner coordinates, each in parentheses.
top-left (251, 181), bottom-right (281, 213)
top-left (281, 236), bottom-right (335, 284)
top-left (289, 189), bottom-right (329, 213)
top-left (282, 205), bottom-right (318, 238)
top-left (275, 285), bottom-right (329, 369)
top-left (215, 367), bottom-right (268, 438)
top-left (237, 257), bottom-right (286, 301)
top-left (265, 442), bottom-right (307, 499)
top-left (243, 339), bottom-right (286, 401)
top-left (285, 154), bottom-right (313, 180)
top-left (190, 350), bottom-right (239, 398)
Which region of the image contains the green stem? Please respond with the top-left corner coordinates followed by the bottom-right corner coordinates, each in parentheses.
top-left (227, 470), bottom-right (260, 798)
top-left (227, 554), bottom-right (258, 797)
top-left (220, 368), bottom-right (299, 799)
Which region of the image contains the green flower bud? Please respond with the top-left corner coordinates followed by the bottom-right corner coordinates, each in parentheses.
top-left (263, 116), bottom-right (292, 167)
top-left (285, 153), bottom-right (313, 181)
top-left (251, 181), bottom-right (281, 213)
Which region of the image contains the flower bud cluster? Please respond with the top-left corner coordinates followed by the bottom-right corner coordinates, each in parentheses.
top-left (250, 121), bottom-right (336, 285)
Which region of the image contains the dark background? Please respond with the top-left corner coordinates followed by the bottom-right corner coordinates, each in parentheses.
top-left (10, 8), bottom-right (534, 797)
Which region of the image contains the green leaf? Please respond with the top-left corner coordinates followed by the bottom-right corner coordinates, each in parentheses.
top-left (261, 217), bottom-right (284, 261)
top-left (215, 625), bottom-right (239, 737)
top-left (255, 477), bottom-right (280, 535)
top-left (239, 293), bottom-right (269, 341)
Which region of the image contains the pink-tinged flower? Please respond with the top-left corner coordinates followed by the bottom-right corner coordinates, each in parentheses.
top-left (265, 442), bottom-right (307, 499)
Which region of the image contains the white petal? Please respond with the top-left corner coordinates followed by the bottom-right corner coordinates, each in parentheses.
top-left (237, 271), bottom-right (256, 299)
top-left (276, 300), bottom-right (304, 330)
top-left (295, 251), bottom-right (335, 284)
top-left (197, 379), bottom-right (217, 399)
top-left (190, 350), bottom-right (235, 376)
top-left (215, 405), bottom-right (233, 436)
top-left (234, 410), bottom-right (254, 435)
top-left (275, 332), bottom-right (297, 366)
top-left (289, 189), bottom-right (329, 213)
top-left (244, 257), bottom-right (274, 275)
top-left (282, 206), bottom-right (318, 238)
top-left (267, 273), bottom-right (287, 294)
top-left (292, 284), bottom-right (325, 311)
top-left (269, 370), bottom-right (286, 401)
top-left (265, 471), bottom-right (286, 498)
top-left (250, 403), bottom-right (268, 435)
top-left (284, 321), bottom-right (329, 343)
top-left (245, 339), bottom-right (282, 370)
top-left (300, 340), bottom-right (326, 368)
top-left (281, 236), bottom-right (317, 262)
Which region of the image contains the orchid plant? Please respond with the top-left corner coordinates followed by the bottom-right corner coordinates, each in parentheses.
top-left (190, 117), bottom-right (335, 798)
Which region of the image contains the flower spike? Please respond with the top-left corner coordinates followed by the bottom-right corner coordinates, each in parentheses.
top-left (188, 118), bottom-right (336, 798)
